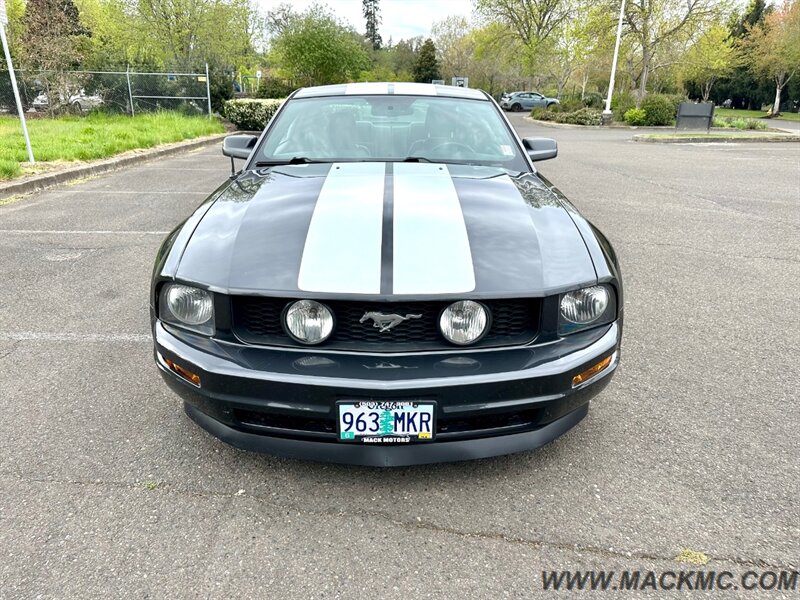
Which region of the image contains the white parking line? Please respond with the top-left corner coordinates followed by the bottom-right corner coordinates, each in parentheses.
top-left (120, 167), bottom-right (224, 171)
top-left (0, 229), bottom-right (169, 235)
top-left (56, 190), bottom-right (209, 194)
top-left (0, 332), bottom-right (151, 342)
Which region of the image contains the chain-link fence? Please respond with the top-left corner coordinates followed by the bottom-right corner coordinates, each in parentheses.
top-left (0, 66), bottom-right (212, 116)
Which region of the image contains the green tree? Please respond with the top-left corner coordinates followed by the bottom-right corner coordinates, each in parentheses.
top-left (413, 38), bottom-right (440, 83)
top-left (432, 16), bottom-right (472, 81)
top-left (389, 36), bottom-right (423, 77)
top-left (20, 0), bottom-right (91, 114)
top-left (3, 0), bottom-right (26, 57)
top-left (714, 0), bottom-right (772, 108)
top-left (471, 23), bottom-right (526, 96)
top-left (20, 0), bottom-right (90, 71)
top-left (134, 0), bottom-right (257, 69)
top-left (76, 0), bottom-right (154, 67)
top-left (731, 0), bottom-right (770, 37)
top-left (476, 0), bottom-right (571, 45)
top-left (624, 0), bottom-right (718, 105)
top-left (683, 24), bottom-right (741, 101)
top-left (742, 0), bottom-right (800, 115)
top-left (362, 0), bottom-right (382, 50)
top-left (535, 2), bottom-right (613, 100)
top-left (269, 5), bottom-right (371, 86)
top-left (474, 0), bottom-right (615, 97)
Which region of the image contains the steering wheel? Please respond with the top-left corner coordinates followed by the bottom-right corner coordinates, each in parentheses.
top-left (429, 141), bottom-right (475, 155)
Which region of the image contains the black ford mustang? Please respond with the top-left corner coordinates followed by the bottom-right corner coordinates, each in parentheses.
top-left (151, 82), bottom-right (623, 466)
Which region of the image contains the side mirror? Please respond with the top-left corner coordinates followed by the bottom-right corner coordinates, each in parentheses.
top-left (522, 137), bottom-right (558, 162)
top-left (222, 134), bottom-right (257, 173)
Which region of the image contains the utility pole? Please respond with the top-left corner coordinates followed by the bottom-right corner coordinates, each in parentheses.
top-left (0, 0), bottom-right (35, 163)
top-left (602, 0), bottom-right (626, 126)
top-left (126, 65), bottom-right (135, 116)
top-left (205, 63), bottom-right (212, 116)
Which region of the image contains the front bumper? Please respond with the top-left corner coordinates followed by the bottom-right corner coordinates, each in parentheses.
top-left (154, 321), bottom-right (621, 466)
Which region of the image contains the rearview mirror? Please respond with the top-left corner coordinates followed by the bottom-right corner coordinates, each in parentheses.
top-left (522, 137), bottom-right (558, 162)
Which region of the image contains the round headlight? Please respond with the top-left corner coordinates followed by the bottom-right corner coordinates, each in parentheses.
top-left (439, 301), bottom-right (489, 345)
top-left (166, 284), bottom-right (213, 325)
top-left (284, 300), bottom-right (334, 344)
top-left (560, 286), bottom-right (609, 324)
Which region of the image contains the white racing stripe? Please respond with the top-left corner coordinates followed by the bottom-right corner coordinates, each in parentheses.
top-left (392, 163), bottom-right (475, 294)
top-left (298, 162), bottom-right (386, 294)
top-left (345, 82), bottom-right (388, 95)
top-left (392, 82), bottom-right (436, 96)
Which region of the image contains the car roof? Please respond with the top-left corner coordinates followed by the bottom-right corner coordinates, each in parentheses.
top-left (293, 82), bottom-right (487, 100)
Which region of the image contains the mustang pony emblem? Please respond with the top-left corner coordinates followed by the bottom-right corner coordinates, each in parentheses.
top-left (360, 311), bottom-right (422, 333)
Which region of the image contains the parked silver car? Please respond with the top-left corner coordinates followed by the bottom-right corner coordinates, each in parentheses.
top-left (31, 90), bottom-right (104, 113)
top-left (500, 91), bottom-right (560, 112)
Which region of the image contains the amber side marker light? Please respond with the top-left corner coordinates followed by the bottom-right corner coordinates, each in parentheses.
top-left (165, 358), bottom-right (201, 386)
top-left (572, 355), bottom-right (613, 387)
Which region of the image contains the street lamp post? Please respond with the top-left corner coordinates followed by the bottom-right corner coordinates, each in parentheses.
top-left (602, 0), bottom-right (626, 126)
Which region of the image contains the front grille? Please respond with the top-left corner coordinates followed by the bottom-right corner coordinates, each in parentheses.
top-left (230, 297), bottom-right (539, 351)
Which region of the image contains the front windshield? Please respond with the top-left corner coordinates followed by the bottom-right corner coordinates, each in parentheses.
top-left (258, 95), bottom-right (528, 170)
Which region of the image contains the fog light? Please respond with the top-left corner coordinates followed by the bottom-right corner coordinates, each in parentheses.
top-left (572, 355), bottom-right (613, 387)
top-left (284, 300), bottom-right (334, 344)
top-left (165, 358), bottom-right (201, 386)
top-left (439, 301), bottom-right (489, 345)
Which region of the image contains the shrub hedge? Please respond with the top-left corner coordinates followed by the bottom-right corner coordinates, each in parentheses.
top-left (257, 78), bottom-right (296, 100)
top-left (623, 107), bottom-right (647, 126)
top-left (222, 98), bottom-right (284, 131)
top-left (611, 92), bottom-right (637, 122)
top-left (552, 98), bottom-right (585, 113)
top-left (712, 116), bottom-right (768, 130)
top-left (558, 107), bottom-right (603, 125)
top-left (641, 94), bottom-right (682, 126)
top-left (583, 92), bottom-right (605, 109)
top-left (663, 94), bottom-right (688, 115)
top-left (530, 107), bottom-right (556, 120)
top-left (531, 106), bottom-right (602, 126)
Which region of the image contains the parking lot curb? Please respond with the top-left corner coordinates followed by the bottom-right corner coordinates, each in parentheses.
top-left (632, 134), bottom-right (800, 143)
top-left (0, 133), bottom-right (228, 200)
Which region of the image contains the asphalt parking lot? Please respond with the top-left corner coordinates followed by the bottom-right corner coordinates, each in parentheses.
top-left (1, 115), bottom-right (798, 598)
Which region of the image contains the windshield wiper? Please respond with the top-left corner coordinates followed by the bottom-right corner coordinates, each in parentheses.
top-left (255, 157), bottom-right (330, 166)
top-left (399, 156), bottom-right (434, 163)
top-left (399, 157), bottom-right (492, 167)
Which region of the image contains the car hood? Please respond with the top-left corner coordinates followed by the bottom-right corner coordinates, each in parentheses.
top-left (176, 162), bottom-right (597, 298)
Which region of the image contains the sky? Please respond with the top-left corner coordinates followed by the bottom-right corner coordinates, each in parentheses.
top-left (256, 0), bottom-right (475, 42)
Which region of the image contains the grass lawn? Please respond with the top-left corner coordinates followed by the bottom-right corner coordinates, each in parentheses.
top-left (0, 112), bottom-right (224, 180)
top-left (714, 108), bottom-right (800, 122)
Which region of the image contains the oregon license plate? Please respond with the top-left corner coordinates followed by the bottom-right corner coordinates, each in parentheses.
top-left (337, 401), bottom-right (436, 443)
